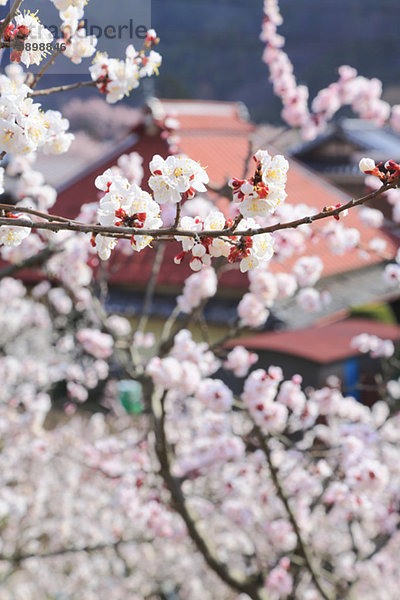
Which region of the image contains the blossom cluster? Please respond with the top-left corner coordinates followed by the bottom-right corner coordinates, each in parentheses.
top-left (177, 266), bottom-right (218, 313)
top-left (229, 149), bottom-right (288, 217)
top-left (0, 74), bottom-right (74, 156)
top-left (223, 345), bottom-right (258, 378)
top-left (90, 152), bottom-right (280, 273)
top-left (359, 157), bottom-right (400, 185)
top-left (261, 0), bottom-right (400, 139)
top-left (48, 2), bottom-right (161, 85)
top-left (93, 169), bottom-right (163, 259)
top-left (148, 153), bottom-right (209, 204)
top-left (62, 24), bottom-right (97, 65)
top-left (242, 367), bottom-right (287, 433)
top-left (175, 211), bottom-right (274, 273)
top-left (76, 328), bottom-right (114, 360)
top-left (0, 161), bottom-right (39, 250)
top-left (3, 9), bottom-right (54, 67)
top-left (296, 287), bottom-right (331, 313)
top-left (147, 329), bottom-right (220, 395)
top-left (50, 0), bottom-right (97, 64)
top-left (0, 210), bottom-right (31, 247)
top-left (89, 31), bottom-right (161, 104)
top-left (359, 158), bottom-right (400, 289)
top-left (143, 319), bottom-right (400, 599)
top-left (236, 252), bottom-right (331, 328)
top-left (364, 169), bottom-right (400, 226)
top-left (351, 333), bottom-right (395, 358)
top-left (1, 4), bottom-right (161, 103)
top-left (0, 277), bottom-right (112, 411)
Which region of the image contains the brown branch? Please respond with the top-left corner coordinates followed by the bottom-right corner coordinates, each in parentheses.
top-left (135, 242), bottom-right (166, 335)
top-left (157, 292), bottom-right (218, 357)
top-left (363, 520), bottom-right (400, 562)
top-left (0, 175), bottom-right (397, 241)
top-left (0, 244), bottom-right (59, 280)
top-left (29, 48), bottom-right (63, 89)
top-left (210, 320), bottom-right (242, 352)
top-left (0, 217), bottom-right (137, 240)
top-left (0, 204), bottom-right (77, 224)
top-left (0, 537), bottom-right (146, 566)
top-left (29, 80), bottom-right (97, 97)
top-left (174, 201), bottom-right (181, 228)
top-left (150, 383), bottom-right (267, 600)
top-left (342, 520), bottom-right (400, 598)
top-left (242, 139), bottom-right (255, 180)
top-left (253, 425), bottom-right (335, 600)
top-left (309, 464), bottom-right (342, 512)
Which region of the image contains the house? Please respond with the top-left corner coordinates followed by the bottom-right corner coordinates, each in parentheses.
top-left (291, 118), bottom-right (400, 199)
top-left (227, 317), bottom-right (400, 403)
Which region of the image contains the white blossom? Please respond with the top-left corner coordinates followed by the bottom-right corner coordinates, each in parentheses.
top-left (149, 154), bottom-right (209, 204)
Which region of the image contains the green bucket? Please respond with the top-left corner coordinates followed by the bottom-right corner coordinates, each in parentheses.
top-left (118, 380), bottom-right (144, 414)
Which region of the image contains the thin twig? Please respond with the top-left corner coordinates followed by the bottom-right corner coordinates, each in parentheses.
top-left (174, 202), bottom-right (181, 228)
top-left (135, 242), bottom-right (166, 336)
top-left (30, 48), bottom-right (63, 89)
top-left (0, 538), bottom-right (147, 566)
top-left (29, 80), bottom-right (97, 97)
top-left (210, 320), bottom-right (242, 352)
top-left (253, 425), bottom-right (335, 600)
top-left (0, 204), bottom-right (77, 224)
top-left (0, 244), bottom-right (59, 280)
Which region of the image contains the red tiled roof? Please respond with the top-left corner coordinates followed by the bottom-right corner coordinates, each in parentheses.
top-left (180, 134), bottom-right (252, 188)
top-left (159, 100), bottom-right (253, 133)
top-left (50, 100), bottom-right (398, 292)
top-left (228, 318), bottom-right (400, 364)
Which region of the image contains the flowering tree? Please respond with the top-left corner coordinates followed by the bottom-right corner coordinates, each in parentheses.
top-left (0, 0), bottom-right (400, 599)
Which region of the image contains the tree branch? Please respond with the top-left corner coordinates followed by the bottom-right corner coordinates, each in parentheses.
top-left (29, 80), bottom-right (97, 97)
top-left (174, 201), bottom-right (181, 228)
top-left (253, 424), bottom-right (335, 600)
top-left (29, 47), bottom-right (63, 89)
top-left (0, 203), bottom-right (77, 224)
top-left (0, 538), bottom-right (147, 566)
top-left (0, 244), bottom-right (59, 280)
top-left (135, 242), bottom-right (166, 335)
top-left (150, 383), bottom-right (268, 600)
top-left (0, 175), bottom-right (397, 241)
